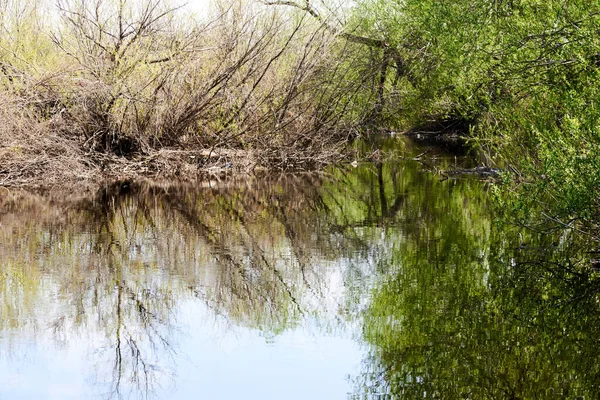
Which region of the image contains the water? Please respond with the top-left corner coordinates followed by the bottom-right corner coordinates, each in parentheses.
top-left (1, 138), bottom-right (599, 399)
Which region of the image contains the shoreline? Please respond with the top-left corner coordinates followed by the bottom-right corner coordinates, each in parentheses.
top-left (0, 145), bottom-right (350, 193)
top-left (0, 131), bottom-right (481, 193)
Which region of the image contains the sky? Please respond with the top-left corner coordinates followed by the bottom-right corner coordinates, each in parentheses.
top-left (181, 0), bottom-right (212, 18)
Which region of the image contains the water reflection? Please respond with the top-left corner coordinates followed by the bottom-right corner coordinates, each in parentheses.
top-left (0, 137), bottom-right (599, 399)
top-left (352, 191), bottom-right (600, 398)
top-left (1, 171), bottom-right (374, 399)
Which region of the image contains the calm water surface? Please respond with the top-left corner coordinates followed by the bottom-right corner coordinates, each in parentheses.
top-left (1, 138), bottom-right (599, 399)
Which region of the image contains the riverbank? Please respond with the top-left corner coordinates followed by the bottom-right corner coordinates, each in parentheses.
top-left (0, 138), bottom-right (350, 192)
top-left (1, 131), bottom-right (484, 198)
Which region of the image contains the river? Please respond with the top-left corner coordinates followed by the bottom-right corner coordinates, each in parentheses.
top-left (1, 137), bottom-right (598, 399)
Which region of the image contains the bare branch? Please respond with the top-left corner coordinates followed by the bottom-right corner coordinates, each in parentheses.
top-left (261, 0), bottom-right (387, 48)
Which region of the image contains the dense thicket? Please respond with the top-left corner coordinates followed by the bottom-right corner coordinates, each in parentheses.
top-left (0, 0), bottom-right (370, 186)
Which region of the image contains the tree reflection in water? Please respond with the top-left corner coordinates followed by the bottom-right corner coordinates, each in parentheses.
top-left (0, 140), bottom-right (599, 399)
top-left (0, 170), bottom-right (377, 398)
top-left (349, 169), bottom-right (600, 399)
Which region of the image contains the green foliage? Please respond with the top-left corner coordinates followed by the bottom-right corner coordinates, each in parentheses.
top-left (344, 0), bottom-right (600, 236)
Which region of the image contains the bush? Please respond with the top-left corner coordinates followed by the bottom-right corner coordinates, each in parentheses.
top-left (0, 0), bottom-right (366, 187)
